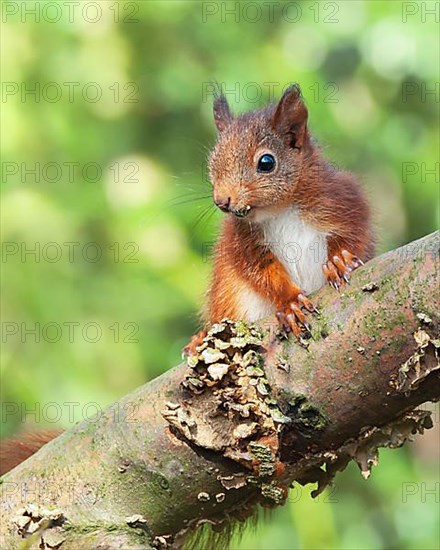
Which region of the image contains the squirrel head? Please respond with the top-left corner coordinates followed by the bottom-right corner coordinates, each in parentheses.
top-left (208, 84), bottom-right (311, 222)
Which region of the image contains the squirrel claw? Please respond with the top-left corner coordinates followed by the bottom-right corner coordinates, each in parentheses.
top-left (277, 311), bottom-right (302, 338)
top-left (297, 293), bottom-right (317, 313)
top-left (341, 249), bottom-right (364, 268)
top-left (323, 262), bottom-right (342, 291)
top-left (277, 292), bottom-right (317, 340)
top-left (324, 250), bottom-right (364, 290)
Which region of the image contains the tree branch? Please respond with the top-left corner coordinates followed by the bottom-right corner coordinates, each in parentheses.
top-left (1, 232), bottom-right (439, 550)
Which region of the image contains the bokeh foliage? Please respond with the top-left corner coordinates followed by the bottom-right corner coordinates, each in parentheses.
top-left (1, 1), bottom-right (439, 548)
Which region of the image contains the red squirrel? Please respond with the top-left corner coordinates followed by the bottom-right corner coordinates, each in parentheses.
top-left (185, 84), bottom-right (374, 353)
top-left (0, 84), bottom-right (373, 477)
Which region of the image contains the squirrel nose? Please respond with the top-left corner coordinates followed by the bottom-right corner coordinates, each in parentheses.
top-left (215, 196), bottom-right (231, 213)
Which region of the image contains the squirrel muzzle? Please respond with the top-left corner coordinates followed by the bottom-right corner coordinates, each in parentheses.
top-left (214, 193), bottom-right (251, 218)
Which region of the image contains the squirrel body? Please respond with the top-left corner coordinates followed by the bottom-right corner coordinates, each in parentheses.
top-left (189, 84), bottom-right (374, 347)
top-left (208, 207), bottom-right (328, 323)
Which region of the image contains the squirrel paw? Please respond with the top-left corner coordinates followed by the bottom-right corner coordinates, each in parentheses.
top-left (182, 329), bottom-right (208, 358)
top-left (276, 293), bottom-right (318, 339)
top-left (323, 250), bottom-right (364, 291)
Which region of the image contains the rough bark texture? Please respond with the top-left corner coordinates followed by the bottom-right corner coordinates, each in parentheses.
top-left (1, 232), bottom-right (439, 550)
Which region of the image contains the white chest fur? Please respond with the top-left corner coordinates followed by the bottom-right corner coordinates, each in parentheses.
top-left (261, 208), bottom-right (328, 294)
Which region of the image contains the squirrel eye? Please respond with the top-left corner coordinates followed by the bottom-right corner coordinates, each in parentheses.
top-left (257, 154), bottom-right (276, 173)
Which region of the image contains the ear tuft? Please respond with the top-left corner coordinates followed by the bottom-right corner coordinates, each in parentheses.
top-left (272, 84), bottom-right (308, 149)
top-left (213, 93), bottom-right (233, 132)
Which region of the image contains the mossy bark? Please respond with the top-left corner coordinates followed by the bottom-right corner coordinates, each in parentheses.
top-left (1, 232), bottom-right (439, 550)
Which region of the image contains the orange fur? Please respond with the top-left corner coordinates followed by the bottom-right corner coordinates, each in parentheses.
top-left (0, 430), bottom-right (61, 475)
top-left (186, 84), bottom-right (374, 349)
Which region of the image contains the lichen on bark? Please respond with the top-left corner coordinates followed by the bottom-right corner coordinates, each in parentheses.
top-left (393, 328), bottom-right (440, 394)
top-left (163, 320), bottom-right (292, 508)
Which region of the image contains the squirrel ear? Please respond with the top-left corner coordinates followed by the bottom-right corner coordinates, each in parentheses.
top-left (272, 84), bottom-right (308, 149)
top-left (213, 94), bottom-right (233, 132)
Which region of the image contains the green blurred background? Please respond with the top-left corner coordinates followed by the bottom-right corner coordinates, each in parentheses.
top-left (1, 1), bottom-right (439, 548)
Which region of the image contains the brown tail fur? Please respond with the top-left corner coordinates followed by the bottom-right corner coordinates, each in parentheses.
top-left (0, 430), bottom-right (62, 476)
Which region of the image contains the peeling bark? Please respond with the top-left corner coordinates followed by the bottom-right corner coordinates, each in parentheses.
top-left (1, 232), bottom-right (439, 550)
